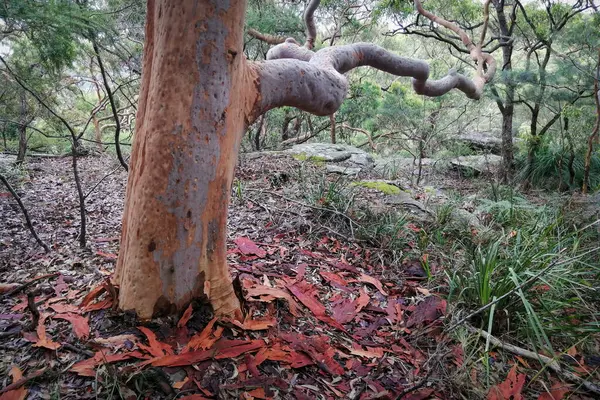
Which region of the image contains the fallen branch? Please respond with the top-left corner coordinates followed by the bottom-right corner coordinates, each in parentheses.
top-left (0, 173), bottom-right (50, 253)
top-left (467, 325), bottom-right (600, 396)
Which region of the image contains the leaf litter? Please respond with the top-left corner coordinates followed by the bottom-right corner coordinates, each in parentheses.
top-left (0, 154), bottom-right (594, 399)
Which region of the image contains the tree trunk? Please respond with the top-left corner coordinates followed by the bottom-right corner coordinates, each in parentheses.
top-left (115, 0), bottom-right (253, 319)
top-left (583, 51), bottom-right (600, 194)
top-left (16, 92), bottom-right (27, 164)
top-left (493, 0), bottom-right (515, 184)
top-left (329, 114), bottom-right (336, 144)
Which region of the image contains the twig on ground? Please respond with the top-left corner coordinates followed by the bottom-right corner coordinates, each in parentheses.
top-left (467, 325), bottom-right (600, 396)
top-left (0, 173), bottom-right (51, 252)
top-left (83, 163), bottom-right (124, 200)
top-left (0, 367), bottom-right (48, 395)
top-left (1, 273), bottom-right (59, 298)
top-left (26, 292), bottom-right (40, 331)
top-left (61, 343), bottom-right (95, 357)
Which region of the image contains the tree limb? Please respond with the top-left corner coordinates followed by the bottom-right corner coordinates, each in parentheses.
top-left (304, 0), bottom-right (320, 49)
top-left (247, 28), bottom-right (286, 45)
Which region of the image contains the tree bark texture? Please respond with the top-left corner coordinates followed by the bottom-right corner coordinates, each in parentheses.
top-left (116, 0), bottom-right (496, 319)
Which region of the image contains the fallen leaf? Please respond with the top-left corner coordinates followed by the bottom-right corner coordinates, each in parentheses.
top-left (54, 313), bottom-right (90, 339)
top-left (177, 304), bottom-right (194, 328)
top-left (91, 334), bottom-right (140, 351)
top-left (0, 366), bottom-right (27, 400)
top-left (537, 383), bottom-right (571, 400)
top-left (354, 288), bottom-right (370, 313)
top-left (247, 387), bottom-right (267, 399)
top-left (242, 280), bottom-right (300, 317)
top-left (173, 376), bottom-right (189, 390)
top-left (332, 300), bottom-right (356, 324)
top-left (282, 333), bottom-right (344, 375)
top-left (32, 313), bottom-right (60, 350)
top-left (138, 326), bottom-right (174, 357)
top-left (183, 317), bottom-right (219, 352)
top-left (234, 237), bottom-right (266, 258)
top-left (487, 365), bottom-right (526, 400)
top-left (229, 316), bottom-right (276, 331)
top-left (178, 396), bottom-right (211, 400)
top-left (348, 343), bottom-right (385, 358)
top-left (71, 351), bottom-right (148, 377)
top-left (319, 271), bottom-right (349, 287)
top-left (403, 388), bottom-right (434, 400)
top-left (357, 274), bottom-right (388, 296)
top-left (151, 340), bottom-right (264, 367)
top-left (406, 296), bottom-right (446, 328)
top-left (48, 303), bottom-right (80, 314)
top-left (82, 298), bottom-right (113, 312)
top-left (287, 281), bottom-right (346, 332)
top-left (80, 285), bottom-right (106, 307)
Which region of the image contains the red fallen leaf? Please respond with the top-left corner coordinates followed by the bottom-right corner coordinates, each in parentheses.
top-left (452, 345), bottom-right (464, 368)
top-left (71, 351), bottom-right (148, 377)
top-left (355, 288), bottom-right (370, 313)
top-left (406, 296), bottom-right (446, 328)
top-left (403, 388), bottom-right (434, 400)
top-left (183, 317), bottom-right (219, 352)
top-left (82, 298), bottom-right (113, 312)
top-left (357, 273), bottom-right (388, 296)
top-left (254, 343), bottom-right (313, 368)
top-left (151, 340), bottom-right (264, 367)
top-left (234, 237), bottom-right (266, 258)
top-left (54, 313), bottom-right (90, 339)
top-left (348, 343), bottom-right (385, 358)
top-left (228, 316), bottom-right (276, 331)
top-left (281, 333), bottom-right (344, 375)
top-left (242, 281), bottom-right (300, 317)
top-left (319, 271), bottom-right (349, 287)
top-left (0, 365), bottom-right (27, 400)
top-left (138, 326), bottom-right (174, 357)
top-left (11, 295), bottom-right (44, 312)
top-left (247, 388), bottom-right (267, 399)
top-left (287, 281), bottom-right (347, 332)
top-left (487, 365), bottom-right (526, 400)
top-left (80, 284), bottom-right (106, 307)
top-left (177, 304), bottom-right (194, 328)
top-left (178, 395), bottom-right (212, 400)
top-left (537, 383), bottom-right (571, 400)
top-left (32, 313), bottom-right (60, 350)
top-left (332, 300), bottom-right (356, 324)
top-left (48, 303), bottom-right (80, 314)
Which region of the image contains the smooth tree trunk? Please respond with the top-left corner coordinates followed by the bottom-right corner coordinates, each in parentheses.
top-left (115, 0), bottom-right (252, 319)
top-left (115, 0), bottom-right (496, 319)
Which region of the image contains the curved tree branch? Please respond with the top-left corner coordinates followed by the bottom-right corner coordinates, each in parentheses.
top-left (304, 0), bottom-right (320, 49)
top-left (247, 28), bottom-right (286, 45)
top-left (259, 0), bottom-right (496, 121)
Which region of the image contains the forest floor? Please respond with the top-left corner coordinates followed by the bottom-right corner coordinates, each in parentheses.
top-left (0, 152), bottom-right (598, 400)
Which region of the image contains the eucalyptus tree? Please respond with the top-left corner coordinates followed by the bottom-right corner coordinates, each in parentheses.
top-left (114, 0), bottom-right (497, 319)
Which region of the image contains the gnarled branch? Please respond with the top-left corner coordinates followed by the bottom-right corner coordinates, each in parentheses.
top-left (303, 0), bottom-right (320, 49)
top-left (247, 28), bottom-right (285, 45)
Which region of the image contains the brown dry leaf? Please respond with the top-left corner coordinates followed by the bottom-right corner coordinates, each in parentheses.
top-left (79, 284), bottom-right (106, 307)
top-left (91, 334), bottom-right (140, 351)
top-left (48, 303), bottom-right (80, 314)
top-left (406, 296), bottom-right (446, 328)
top-left (229, 316), bottom-right (276, 331)
top-left (247, 388), bottom-right (267, 399)
top-left (183, 317), bottom-right (219, 352)
top-left (348, 343), bottom-right (385, 358)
